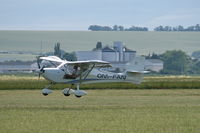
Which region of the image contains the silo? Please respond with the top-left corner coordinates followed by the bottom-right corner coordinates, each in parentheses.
top-left (113, 41), bottom-right (124, 62)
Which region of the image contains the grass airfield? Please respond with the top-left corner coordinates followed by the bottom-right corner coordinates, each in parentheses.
top-left (0, 75), bottom-right (200, 133)
top-left (0, 89), bottom-right (200, 133)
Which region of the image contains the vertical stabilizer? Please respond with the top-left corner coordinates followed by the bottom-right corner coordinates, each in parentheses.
top-left (126, 56), bottom-right (145, 72)
top-left (125, 56), bottom-right (146, 84)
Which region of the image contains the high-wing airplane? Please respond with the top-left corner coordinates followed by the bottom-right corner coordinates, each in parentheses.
top-left (34, 56), bottom-right (147, 98)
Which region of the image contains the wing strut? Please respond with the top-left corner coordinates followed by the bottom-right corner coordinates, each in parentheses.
top-left (77, 64), bottom-right (95, 85)
top-left (83, 64), bottom-right (95, 80)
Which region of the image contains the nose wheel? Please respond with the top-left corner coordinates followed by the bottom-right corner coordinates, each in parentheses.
top-left (41, 84), bottom-right (53, 96)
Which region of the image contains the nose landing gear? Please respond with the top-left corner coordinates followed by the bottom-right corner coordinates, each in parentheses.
top-left (41, 84), bottom-right (53, 96)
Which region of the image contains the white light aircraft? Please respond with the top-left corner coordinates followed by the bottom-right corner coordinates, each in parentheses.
top-left (34, 56), bottom-right (147, 98)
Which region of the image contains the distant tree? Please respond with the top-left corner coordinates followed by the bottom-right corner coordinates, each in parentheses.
top-left (186, 26), bottom-right (195, 31)
top-left (163, 26), bottom-right (172, 31)
top-left (54, 42), bottom-right (61, 58)
top-left (173, 27), bottom-right (178, 31)
top-left (145, 52), bottom-right (160, 59)
top-left (88, 25), bottom-right (148, 31)
top-left (143, 27), bottom-right (148, 31)
top-left (113, 25), bottom-right (119, 31)
top-left (177, 25), bottom-right (184, 31)
top-left (160, 50), bottom-right (190, 74)
top-left (103, 26), bottom-right (112, 31)
top-left (151, 52), bottom-right (160, 59)
top-left (195, 24), bottom-right (200, 31)
top-left (125, 26), bottom-right (148, 31)
top-left (154, 26), bottom-right (164, 31)
top-left (63, 52), bottom-right (77, 61)
top-left (93, 42), bottom-right (103, 51)
top-left (88, 25), bottom-right (99, 31)
top-left (118, 26), bottom-right (124, 31)
top-left (96, 42), bottom-right (102, 49)
top-left (154, 24), bottom-right (200, 32)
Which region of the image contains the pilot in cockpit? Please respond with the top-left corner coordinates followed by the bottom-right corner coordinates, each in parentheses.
top-left (63, 65), bottom-right (80, 79)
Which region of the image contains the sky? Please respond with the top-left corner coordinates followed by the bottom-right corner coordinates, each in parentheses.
top-left (0, 0), bottom-right (199, 30)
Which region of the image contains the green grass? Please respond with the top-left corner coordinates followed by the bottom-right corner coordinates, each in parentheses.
top-left (0, 89), bottom-right (200, 133)
top-left (0, 75), bottom-right (200, 90)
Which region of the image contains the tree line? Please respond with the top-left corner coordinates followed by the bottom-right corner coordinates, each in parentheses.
top-left (146, 50), bottom-right (200, 75)
top-left (88, 25), bottom-right (148, 31)
top-left (154, 24), bottom-right (200, 31)
top-left (88, 24), bottom-right (200, 31)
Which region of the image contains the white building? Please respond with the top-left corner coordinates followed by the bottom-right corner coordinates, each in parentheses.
top-left (145, 59), bottom-right (164, 72)
top-left (76, 41), bottom-right (163, 72)
top-left (76, 41), bottom-right (136, 63)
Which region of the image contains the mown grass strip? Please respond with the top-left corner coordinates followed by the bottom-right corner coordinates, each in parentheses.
top-left (0, 75), bottom-right (200, 90)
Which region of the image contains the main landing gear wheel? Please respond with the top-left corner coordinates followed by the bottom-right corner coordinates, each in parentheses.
top-left (75, 95), bottom-right (82, 98)
top-left (42, 93), bottom-right (49, 96)
top-left (64, 93), bottom-right (70, 96)
top-left (62, 88), bottom-right (72, 96)
top-left (62, 84), bottom-right (87, 98)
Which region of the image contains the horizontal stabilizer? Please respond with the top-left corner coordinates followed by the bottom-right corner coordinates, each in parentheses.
top-left (126, 56), bottom-right (145, 72)
top-left (126, 70), bottom-right (149, 74)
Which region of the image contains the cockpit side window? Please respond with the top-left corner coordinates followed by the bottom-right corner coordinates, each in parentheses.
top-left (99, 67), bottom-right (125, 73)
top-left (62, 64), bottom-right (81, 79)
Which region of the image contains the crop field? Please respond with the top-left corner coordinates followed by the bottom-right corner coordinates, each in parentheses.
top-left (0, 75), bottom-right (200, 133)
top-left (0, 75), bottom-right (200, 90)
top-left (0, 31), bottom-right (200, 61)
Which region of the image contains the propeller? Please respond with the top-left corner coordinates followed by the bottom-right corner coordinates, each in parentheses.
top-left (37, 56), bottom-right (41, 69)
top-left (37, 57), bottom-right (41, 78)
top-left (39, 66), bottom-right (45, 78)
top-left (34, 56), bottom-right (45, 79)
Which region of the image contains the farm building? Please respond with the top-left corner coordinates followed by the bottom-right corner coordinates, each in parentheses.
top-left (145, 59), bottom-right (163, 72)
top-left (76, 41), bottom-right (163, 72)
top-left (76, 41), bottom-right (136, 63)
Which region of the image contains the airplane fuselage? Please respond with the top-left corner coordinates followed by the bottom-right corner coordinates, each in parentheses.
top-left (42, 68), bottom-right (143, 85)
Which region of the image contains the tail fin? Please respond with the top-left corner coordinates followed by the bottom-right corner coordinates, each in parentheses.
top-left (125, 56), bottom-right (148, 84)
top-left (126, 56), bottom-right (145, 72)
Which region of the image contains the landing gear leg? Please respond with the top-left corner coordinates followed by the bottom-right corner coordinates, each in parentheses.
top-left (62, 84), bottom-right (74, 96)
top-left (74, 84), bottom-right (87, 98)
top-left (75, 84), bottom-right (81, 98)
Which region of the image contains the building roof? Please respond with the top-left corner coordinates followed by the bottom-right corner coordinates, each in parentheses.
top-left (124, 47), bottom-right (136, 52)
top-left (102, 46), bottom-right (116, 52)
top-left (146, 59), bottom-right (163, 64)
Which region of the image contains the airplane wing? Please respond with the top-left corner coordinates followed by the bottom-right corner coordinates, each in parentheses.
top-left (67, 60), bottom-right (112, 68)
top-left (39, 56), bottom-right (65, 63)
